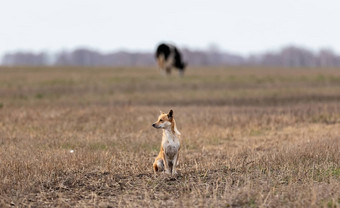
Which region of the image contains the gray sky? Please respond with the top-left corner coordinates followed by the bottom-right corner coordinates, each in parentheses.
top-left (1, 0), bottom-right (339, 56)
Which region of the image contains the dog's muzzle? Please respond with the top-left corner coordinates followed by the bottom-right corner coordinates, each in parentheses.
top-left (152, 123), bottom-right (159, 128)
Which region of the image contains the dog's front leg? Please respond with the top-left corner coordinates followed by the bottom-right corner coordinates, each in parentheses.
top-left (172, 153), bottom-right (179, 175)
top-left (163, 152), bottom-right (171, 174)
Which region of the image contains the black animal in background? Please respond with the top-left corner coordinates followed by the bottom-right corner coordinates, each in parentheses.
top-left (155, 43), bottom-right (187, 76)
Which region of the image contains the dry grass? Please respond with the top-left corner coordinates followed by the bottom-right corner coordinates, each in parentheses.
top-left (0, 66), bottom-right (339, 207)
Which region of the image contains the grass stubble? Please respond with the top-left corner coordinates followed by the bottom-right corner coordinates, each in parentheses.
top-left (0, 66), bottom-right (339, 207)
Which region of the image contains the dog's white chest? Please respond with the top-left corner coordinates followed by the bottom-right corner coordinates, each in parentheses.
top-left (162, 132), bottom-right (180, 160)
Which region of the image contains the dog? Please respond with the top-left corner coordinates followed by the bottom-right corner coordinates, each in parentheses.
top-left (152, 109), bottom-right (181, 175)
top-left (155, 43), bottom-right (187, 76)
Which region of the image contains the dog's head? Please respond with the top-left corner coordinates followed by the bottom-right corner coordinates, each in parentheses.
top-left (152, 110), bottom-right (173, 129)
top-left (175, 62), bottom-right (187, 71)
top-left (180, 62), bottom-right (187, 70)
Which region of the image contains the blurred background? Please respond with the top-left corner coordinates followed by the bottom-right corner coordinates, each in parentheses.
top-left (1, 0), bottom-right (340, 67)
top-left (1, 1), bottom-right (340, 207)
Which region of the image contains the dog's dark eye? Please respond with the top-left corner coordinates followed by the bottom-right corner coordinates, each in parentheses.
top-left (159, 119), bottom-right (163, 122)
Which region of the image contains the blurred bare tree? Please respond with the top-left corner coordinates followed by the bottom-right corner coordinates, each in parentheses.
top-left (2, 46), bottom-right (340, 67)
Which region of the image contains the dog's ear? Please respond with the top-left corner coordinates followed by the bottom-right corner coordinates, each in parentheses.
top-left (167, 109), bottom-right (173, 119)
top-left (159, 110), bottom-right (163, 115)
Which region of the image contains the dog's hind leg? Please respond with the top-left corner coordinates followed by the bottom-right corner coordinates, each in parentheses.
top-left (157, 159), bottom-right (164, 172)
top-left (153, 159), bottom-right (164, 174)
top-left (153, 162), bottom-right (158, 174)
top-left (166, 67), bottom-right (171, 75)
top-left (178, 69), bottom-right (184, 77)
top-left (157, 55), bottom-right (166, 76)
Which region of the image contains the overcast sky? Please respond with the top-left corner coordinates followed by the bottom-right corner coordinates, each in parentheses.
top-left (0, 0), bottom-right (339, 56)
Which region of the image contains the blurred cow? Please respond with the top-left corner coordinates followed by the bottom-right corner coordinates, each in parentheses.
top-left (155, 43), bottom-right (187, 76)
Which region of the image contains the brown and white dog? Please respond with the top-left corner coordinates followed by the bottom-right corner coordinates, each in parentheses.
top-left (152, 110), bottom-right (181, 175)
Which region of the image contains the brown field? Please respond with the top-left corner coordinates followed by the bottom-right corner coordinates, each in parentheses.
top-left (0, 66), bottom-right (339, 207)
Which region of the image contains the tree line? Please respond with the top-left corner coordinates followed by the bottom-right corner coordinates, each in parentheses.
top-left (2, 46), bottom-right (340, 67)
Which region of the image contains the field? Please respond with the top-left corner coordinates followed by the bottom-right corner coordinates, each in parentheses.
top-left (0, 66), bottom-right (339, 207)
